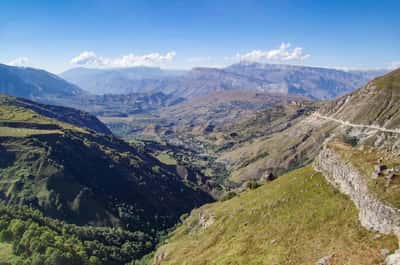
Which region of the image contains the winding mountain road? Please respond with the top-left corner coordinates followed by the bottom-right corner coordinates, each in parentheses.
top-left (313, 112), bottom-right (400, 134)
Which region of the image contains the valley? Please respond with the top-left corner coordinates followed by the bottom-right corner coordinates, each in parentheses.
top-left (0, 62), bottom-right (399, 265)
top-left (1, 2), bottom-right (399, 264)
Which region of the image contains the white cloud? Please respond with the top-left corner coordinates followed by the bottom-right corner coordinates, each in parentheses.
top-left (8, 57), bottom-right (30, 67)
top-left (235, 43), bottom-right (310, 62)
top-left (388, 61), bottom-right (400, 70)
top-left (70, 51), bottom-right (105, 66)
top-left (70, 51), bottom-right (176, 68)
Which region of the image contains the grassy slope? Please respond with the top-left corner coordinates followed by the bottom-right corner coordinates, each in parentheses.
top-left (0, 94), bottom-right (213, 232)
top-left (0, 94), bottom-right (111, 135)
top-left (0, 96), bottom-right (85, 137)
top-left (0, 242), bottom-right (15, 264)
top-left (321, 68), bottom-right (400, 128)
top-left (154, 166), bottom-right (397, 265)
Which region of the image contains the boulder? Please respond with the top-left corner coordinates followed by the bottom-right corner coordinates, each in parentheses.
top-left (386, 250), bottom-right (400, 265)
top-left (265, 172), bottom-right (277, 181)
top-left (315, 254), bottom-right (334, 265)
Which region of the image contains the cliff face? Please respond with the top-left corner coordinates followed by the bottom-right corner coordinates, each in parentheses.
top-left (314, 147), bottom-right (400, 236)
top-left (314, 146), bottom-right (400, 264)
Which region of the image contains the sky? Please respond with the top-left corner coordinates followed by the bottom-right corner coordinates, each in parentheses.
top-left (0, 0), bottom-right (399, 73)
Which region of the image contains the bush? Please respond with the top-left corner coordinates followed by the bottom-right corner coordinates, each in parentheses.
top-left (246, 180), bottom-right (261, 190)
top-left (343, 135), bottom-right (359, 147)
top-left (221, 191), bottom-right (237, 201)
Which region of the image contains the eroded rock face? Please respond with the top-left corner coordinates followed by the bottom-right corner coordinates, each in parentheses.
top-left (386, 250), bottom-right (400, 265)
top-left (313, 147), bottom-right (400, 236)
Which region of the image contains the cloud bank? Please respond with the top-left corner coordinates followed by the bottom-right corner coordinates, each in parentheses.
top-left (236, 43), bottom-right (310, 62)
top-left (389, 61), bottom-right (400, 70)
top-left (70, 51), bottom-right (176, 68)
top-left (8, 57), bottom-right (30, 67)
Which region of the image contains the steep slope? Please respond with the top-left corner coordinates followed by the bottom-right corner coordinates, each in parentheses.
top-left (0, 94), bottom-right (212, 237)
top-left (217, 68), bottom-right (400, 182)
top-left (151, 69), bottom-right (400, 265)
top-left (154, 166), bottom-right (397, 265)
top-left (0, 64), bottom-right (84, 102)
top-left (0, 94), bottom-right (111, 134)
top-left (320, 68), bottom-right (400, 128)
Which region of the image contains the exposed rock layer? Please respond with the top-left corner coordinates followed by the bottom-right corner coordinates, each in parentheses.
top-left (314, 147), bottom-right (400, 235)
top-left (314, 146), bottom-right (400, 264)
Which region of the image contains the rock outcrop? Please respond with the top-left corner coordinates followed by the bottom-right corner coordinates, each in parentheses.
top-left (314, 147), bottom-right (400, 235)
top-left (314, 146), bottom-right (400, 264)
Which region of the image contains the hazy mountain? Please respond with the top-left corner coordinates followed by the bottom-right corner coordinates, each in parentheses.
top-left (61, 63), bottom-right (387, 100)
top-left (0, 63), bottom-right (84, 102)
top-left (152, 69), bottom-right (400, 265)
top-left (224, 62), bottom-right (388, 99)
top-left (60, 66), bottom-right (185, 94)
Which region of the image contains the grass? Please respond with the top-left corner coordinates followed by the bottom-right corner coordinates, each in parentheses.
top-left (0, 126), bottom-right (62, 137)
top-left (0, 99), bottom-right (86, 137)
top-left (0, 242), bottom-right (16, 264)
top-left (156, 152), bottom-right (178, 165)
top-left (154, 166), bottom-right (397, 265)
top-left (329, 141), bottom-right (400, 209)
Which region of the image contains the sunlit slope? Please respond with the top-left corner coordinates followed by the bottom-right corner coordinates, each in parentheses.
top-left (0, 94), bottom-right (212, 231)
top-left (154, 166), bottom-right (397, 265)
top-left (321, 68), bottom-right (400, 128)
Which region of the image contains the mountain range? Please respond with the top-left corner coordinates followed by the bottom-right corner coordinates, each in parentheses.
top-left (152, 68), bottom-right (400, 265)
top-left (1, 60), bottom-right (400, 265)
top-left (60, 67), bottom-right (185, 95)
top-left (61, 62), bottom-right (387, 100)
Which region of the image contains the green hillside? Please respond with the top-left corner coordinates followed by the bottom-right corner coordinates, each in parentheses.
top-left (0, 94), bottom-right (111, 135)
top-left (154, 166), bottom-right (397, 265)
top-left (0, 94), bottom-right (213, 264)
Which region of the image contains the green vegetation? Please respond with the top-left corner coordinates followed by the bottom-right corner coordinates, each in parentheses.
top-left (154, 166), bottom-right (397, 265)
top-left (155, 152), bottom-right (177, 165)
top-left (0, 242), bottom-right (15, 264)
top-left (0, 94), bottom-right (110, 135)
top-left (0, 204), bottom-right (152, 265)
top-left (0, 126), bottom-right (61, 137)
top-left (0, 94), bottom-right (213, 263)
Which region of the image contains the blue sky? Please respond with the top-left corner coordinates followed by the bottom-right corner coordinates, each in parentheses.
top-left (0, 0), bottom-right (399, 73)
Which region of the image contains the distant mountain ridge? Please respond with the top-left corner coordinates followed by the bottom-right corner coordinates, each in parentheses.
top-left (60, 66), bottom-right (185, 95)
top-left (61, 63), bottom-right (387, 100)
top-left (0, 63), bottom-right (84, 102)
top-left (225, 62), bottom-right (388, 99)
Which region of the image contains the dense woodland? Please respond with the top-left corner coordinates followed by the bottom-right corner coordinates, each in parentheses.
top-left (0, 204), bottom-right (156, 265)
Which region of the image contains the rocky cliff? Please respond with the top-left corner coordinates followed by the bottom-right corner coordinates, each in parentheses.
top-left (314, 144), bottom-right (400, 264)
